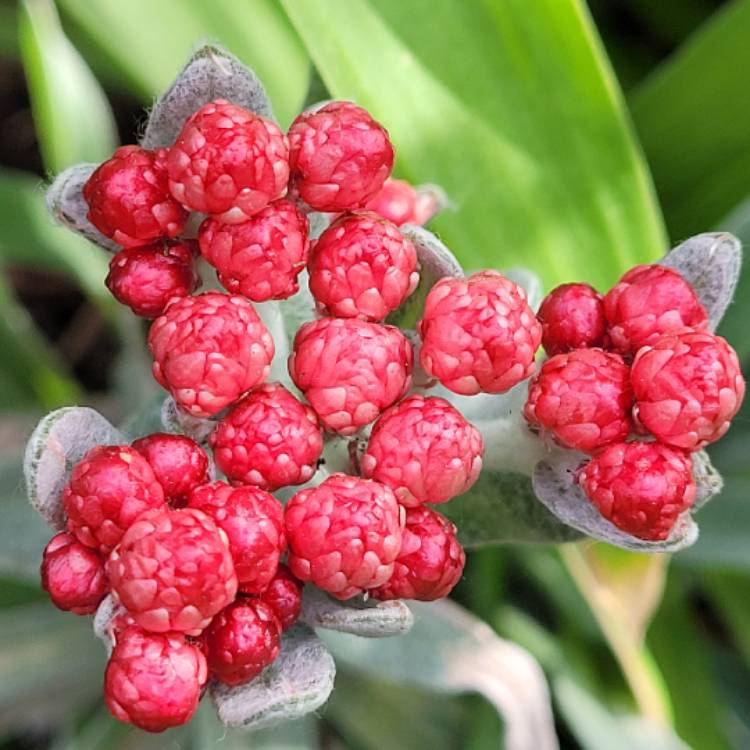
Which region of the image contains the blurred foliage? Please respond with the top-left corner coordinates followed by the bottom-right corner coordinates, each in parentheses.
top-left (0, 0), bottom-right (749, 748)
top-left (282, 0), bottom-right (665, 290)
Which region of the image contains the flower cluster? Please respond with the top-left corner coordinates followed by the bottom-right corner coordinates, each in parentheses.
top-left (38, 54), bottom-right (745, 735)
top-left (41, 94), bottom-right (495, 733)
top-left (43, 433), bottom-right (300, 731)
top-left (526, 268), bottom-right (744, 540)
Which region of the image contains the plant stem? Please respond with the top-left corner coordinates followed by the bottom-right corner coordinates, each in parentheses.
top-left (559, 543), bottom-right (673, 727)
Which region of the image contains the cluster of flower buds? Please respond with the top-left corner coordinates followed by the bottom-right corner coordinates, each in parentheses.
top-left (40, 94), bottom-right (486, 733)
top-left (84, 99), bottom-right (440, 321)
top-left (41, 61), bottom-right (746, 734)
top-left (42, 433), bottom-right (300, 731)
top-left (525, 266), bottom-right (745, 540)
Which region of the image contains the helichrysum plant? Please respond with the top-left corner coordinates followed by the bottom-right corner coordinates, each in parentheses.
top-left (25, 45), bottom-right (744, 733)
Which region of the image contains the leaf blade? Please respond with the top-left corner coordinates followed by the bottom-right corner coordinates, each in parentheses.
top-left (631, 0), bottom-right (750, 238)
top-left (57, 0), bottom-right (309, 127)
top-left (18, 0), bottom-right (117, 172)
top-left (281, 0), bottom-right (666, 288)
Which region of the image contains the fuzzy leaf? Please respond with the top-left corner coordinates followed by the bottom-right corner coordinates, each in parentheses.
top-left (24, 406), bottom-right (125, 529)
top-left (160, 397), bottom-right (217, 443)
top-left (300, 586), bottom-right (414, 637)
top-left (141, 44), bottom-right (274, 150)
top-left (691, 449), bottom-right (723, 511)
top-left (92, 594), bottom-right (123, 656)
top-left (388, 226), bottom-right (463, 329)
top-left (45, 164), bottom-right (120, 252)
top-left (405, 224), bottom-right (464, 280)
top-left (442, 468), bottom-right (582, 547)
top-left (211, 624), bottom-right (335, 730)
top-left (532, 452), bottom-right (698, 552)
top-left (320, 599), bottom-right (558, 750)
top-left (660, 232), bottom-right (741, 331)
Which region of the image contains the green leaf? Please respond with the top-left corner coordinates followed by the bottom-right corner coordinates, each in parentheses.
top-left (281, 0), bottom-right (666, 288)
top-left (553, 675), bottom-right (689, 750)
top-left (299, 586), bottom-right (413, 638)
top-left (647, 575), bottom-right (732, 750)
top-left (0, 454), bottom-right (54, 582)
top-left (0, 3), bottom-right (18, 57)
top-left (327, 671), bottom-right (473, 750)
top-left (631, 0), bottom-right (750, 238)
top-left (18, 0), bottom-right (117, 173)
top-left (677, 473), bottom-right (750, 572)
top-left (190, 701), bottom-right (319, 750)
top-left (716, 197), bottom-right (750, 360)
top-left (321, 599), bottom-right (557, 750)
top-left (58, 0), bottom-right (309, 127)
top-left (442, 469), bottom-right (582, 546)
top-left (500, 606), bottom-right (692, 750)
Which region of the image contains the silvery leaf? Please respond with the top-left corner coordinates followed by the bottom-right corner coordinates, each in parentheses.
top-left (92, 594), bottom-right (124, 657)
top-left (388, 225), bottom-right (463, 328)
top-left (46, 164), bottom-right (120, 252)
top-left (660, 232), bottom-right (741, 330)
top-left (160, 397), bottom-right (217, 444)
top-left (691, 449), bottom-right (723, 511)
top-left (300, 586), bottom-right (413, 637)
top-left (321, 599), bottom-right (558, 750)
top-left (212, 625), bottom-right (335, 730)
top-left (141, 44), bottom-right (274, 149)
top-left (531, 452), bottom-right (698, 552)
top-left (24, 407), bottom-right (125, 529)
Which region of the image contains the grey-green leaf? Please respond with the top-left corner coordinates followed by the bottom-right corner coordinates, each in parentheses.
top-left (24, 406), bottom-right (125, 529)
top-left (141, 44), bottom-right (274, 150)
top-left (531, 452), bottom-right (698, 552)
top-left (46, 164), bottom-right (120, 252)
top-left (160, 397), bottom-right (217, 443)
top-left (320, 599), bottom-right (558, 750)
top-left (93, 594), bottom-right (122, 656)
top-left (211, 624), bottom-right (335, 730)
top-left (691, 449), bottom-right (723, 512)
top-left (442, 468), bottom-right (583, 547)
top-left (388, 226), bottom-right (463, 329)
top-left (660, 232), bottom-right (741, 331)
top-left (300, 586), bottom-right (413, 637)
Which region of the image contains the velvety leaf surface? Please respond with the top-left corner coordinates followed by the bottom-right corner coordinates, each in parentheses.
top-left (211, 625), bottom-right (335, 730)
top-left (300, 586), bottom-right (413, 637)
